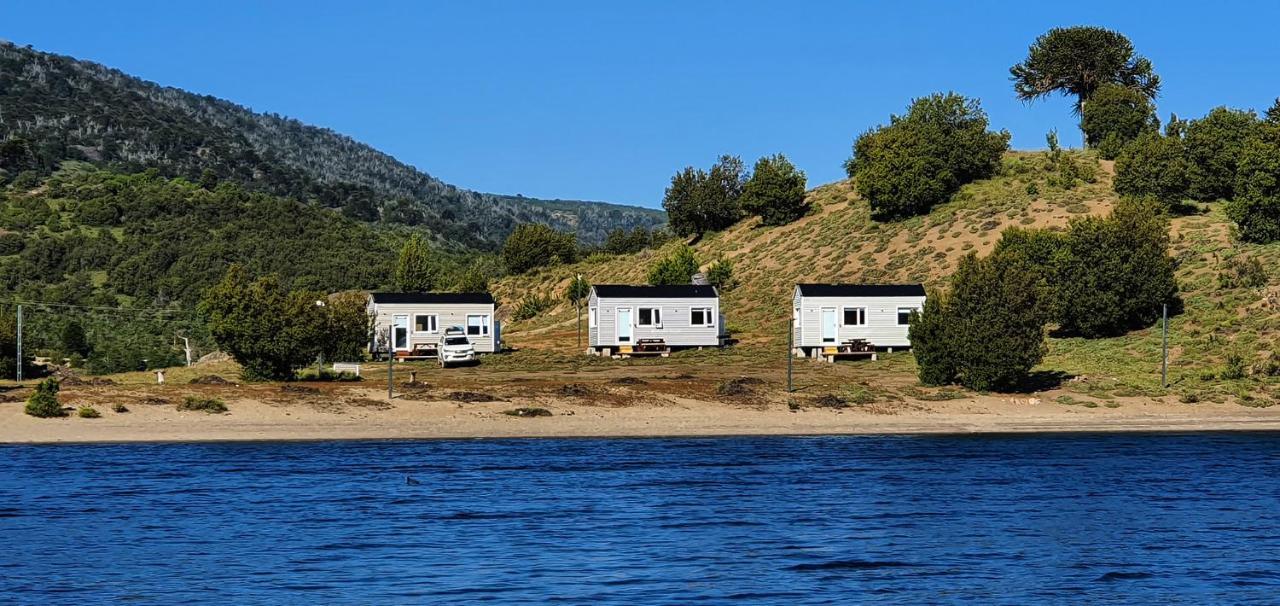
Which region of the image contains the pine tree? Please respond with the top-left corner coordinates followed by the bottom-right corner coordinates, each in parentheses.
top-left (394, 234), bottom-right (436, 291)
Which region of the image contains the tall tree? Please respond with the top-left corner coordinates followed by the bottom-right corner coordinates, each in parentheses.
top-left (500, 223), bottom-right (578, 274)
top-left (1184, 107), bottom-right (1261, 201)
top-left (1011, 26), bottom-right (1160, 143)
top-left (1227, 117), bottom-right (1280, 243)
top-left (199, 265), bottom-right (328, 380)
top-left (394, 234), bottom-right (436, 291)
top-left (741, 154), bottom-right (808, 225)
top-left (1080, 83), bottom-right (1160, 159)
top-left (662, 156), bottom-right (746, 237)
top-left (1114, 129), bottom-right (1189, 206)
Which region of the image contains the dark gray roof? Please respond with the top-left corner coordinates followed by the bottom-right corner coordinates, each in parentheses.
top-left (370, 292), bottom-right (494, 305)
top-left (592, 284), bottom-right (719, 299)
top-left (796, 284), bottom-right (925, 298)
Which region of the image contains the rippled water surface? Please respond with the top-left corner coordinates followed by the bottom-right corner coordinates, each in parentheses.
top-left (4, 434), bottom-right (1280, 603)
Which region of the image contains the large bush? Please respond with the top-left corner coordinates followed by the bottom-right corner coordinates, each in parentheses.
top-left (1114, 130), bottom-right (1189, 206)
top-left (846, 93), bottom-right (1010, 219)
top-left (25, 378), bottom-right (64, 418)
top-left (320, 291), bottom-right (372, 363)
top-left (647, 244), bottom-right (700, 286)
top-left (394, 233), bottom-right (437, 291)
top-left (663, 156), bottom-right (746, 237)
top-left (1227, 119), bottom-right (1280, 243)
top-left (740, 154), bottom-right (807, 226)
top-left (500, 223), bottom-right (578, 274)
top-left (1185, 107), bottom-right (1261, 202)
top-left (1054, 197), bottom-right (1178, 337)
top-left (1080, 83), bottom-right (1159, 159)
top-left (200, 265), bottom-right (329, 380)
top-left (910, 249), bottom-right (1046, 391)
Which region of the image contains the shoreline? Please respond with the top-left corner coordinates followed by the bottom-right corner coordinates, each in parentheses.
top-left (5, 393), bottom-right (1280, 444)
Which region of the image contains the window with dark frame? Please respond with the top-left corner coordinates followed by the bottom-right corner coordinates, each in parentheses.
top-left (638, 308), bottom-right (661, 326)
top-left (691, 307), bottom-right (713, 326)
top-left (414, 314), bottom-right (437, 333)
top-left (897, 308), bottom-right (916, 325)
top-left (843, 307), bottom-right (866, 326)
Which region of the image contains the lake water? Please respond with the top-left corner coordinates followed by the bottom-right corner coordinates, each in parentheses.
top-left (3, 433), bottom-right (1280, 604)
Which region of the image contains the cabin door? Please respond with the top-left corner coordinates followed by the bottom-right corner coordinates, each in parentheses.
top-left (821, 308), bottom-right (837, 343)
top-left (617, 308), bottom-right (632, 343)
top-left (393, 315), bottom-right (410, 351)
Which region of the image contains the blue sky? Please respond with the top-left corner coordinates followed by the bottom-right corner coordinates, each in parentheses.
top-left (4, 1), bottom-right (1279, 208)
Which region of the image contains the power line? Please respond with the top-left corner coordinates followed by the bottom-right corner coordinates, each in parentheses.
top-left (0, 299), bottom-right (197, 318)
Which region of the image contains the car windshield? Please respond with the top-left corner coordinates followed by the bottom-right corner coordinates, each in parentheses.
top-left (444, 337), bottom-right (469, 346)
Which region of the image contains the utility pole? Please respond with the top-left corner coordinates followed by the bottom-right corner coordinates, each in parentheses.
top-left (1161, 303), bottom-right (1169, 389)
top-left (787, 317), bottom-right (794, 393)
top-left (387, 325), bottom-right (394, 401)
top-left (15, 304), bottom-right (21, 382)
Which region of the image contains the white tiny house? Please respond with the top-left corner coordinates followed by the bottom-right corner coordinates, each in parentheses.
top-left (588, 285), bottom-right (726, 355)
top-left (792, 284), bottom-right (926, 357)
top-left (368, 292), bottom-right (500, 357)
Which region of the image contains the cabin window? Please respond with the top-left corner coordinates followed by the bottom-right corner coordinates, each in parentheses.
top-left (898, 307), bottom-right (917, 325)
top-left (413, 314), bottom-right (438, 333)
top-left (690, 307), bottom-right (714, 327)
top-left (638, 308), bottom-right (661, 327)
top-left (589, 307), bottom-right (597, 328)
top-left (466, 314), bottom-right (490, 336)
top-left (843, 307), bottom-right (866, 326)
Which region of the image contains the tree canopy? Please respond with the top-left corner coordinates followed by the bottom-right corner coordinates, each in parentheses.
top-left (662, 156), bottom-right (746, 237)
top-left (846, 93), bottom-right (1009, 219)
top-left (394, 234), bottom-right (437, 291)
top-left (1011, 26), bottom-right (1160, 114)
top-left (1185, 107), bottom-right (1261, 202)
top-left (1080, 83), bottom-right (1159, 159)
top-left (500, 223), bottom-right (578, 274)
top-left (741, 154), bottom-right (808, 226)
top-left (647, 244), bottom-right (701, 286)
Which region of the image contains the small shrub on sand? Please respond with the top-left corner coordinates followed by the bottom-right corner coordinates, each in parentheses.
top-left (178, 396), bottom-right (228, 413)
top-left (111, 403), bottom-right (129, 413)
top-left (76, 406), bottom-right (101, 419)
top-left (25, 378), bottom-right (65, 418)
top-left (503, 407), bottom-right (552, 417)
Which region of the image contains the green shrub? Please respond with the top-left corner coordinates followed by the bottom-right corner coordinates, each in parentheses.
top-left (1217, 256), bottom-right (1268, 289)
top-left (1114, 130), bottom-right (1190, 206)
top-left (24, 378), bottom-right (65, 418)
top-left (500, 223), bottom-right (578, 274)
top-left (1185, 107), bottom-right (1261, 201)
top-left (1179, 392), bottom-right (1201, 404)
top-left (178, 396), bottom-right (228, 414)
top-left (647, 244), bottom-right (700, 285)
top-left (502, 407), bottom-right (552, 417)
top-left (1227, 120), bottom-right (1280, 243)
top-left (1221, 351), bottom-right (1248, 380)
top-left (705, 258), bottom-right (736, 291)
top-left (1053, 197), bottom-right (1178, 337)
top-left (741, 153), bottom-right (807, 226)
top-left (1080, 84), bottom-right (1159, 159)
top-left (76, 405), bottom-right (101, 419)
top-left (910, 249), bottom-right (1046, 391)
top-left (846, 93), bottom-right (1009, 219)
top-left (111, 403), bottom-right (129, 413)
top-left (663, 155), bottom-right (746, 237)
top-left (511, 294), bottom-right (553, 321)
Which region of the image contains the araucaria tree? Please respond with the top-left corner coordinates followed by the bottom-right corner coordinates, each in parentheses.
top-left (846, 93), bottom-right (1009, 219)
top-left (741, 154), bottom-right (808, 226)
top-left (1011, 26), bottom-right (1160, 142)
top-left (200, 265), bottom-right (329, 380)
top-left (1080, 83), bottom-right (1159, 159)
top-left (394, 233), bottom-right (436, 291)
top-left (663, 155), bottom-right (746, 237)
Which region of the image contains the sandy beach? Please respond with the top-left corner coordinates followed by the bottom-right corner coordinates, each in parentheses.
top-left (5, 380), bottom-right (1280, 444)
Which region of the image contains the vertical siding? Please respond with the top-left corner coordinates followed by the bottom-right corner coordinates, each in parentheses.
top-left (796, 295), bottom-right (925, 348)
top-left (589, 296), bottom-right (721, 347)
top-left (371, 302), bottom-right (499, 353)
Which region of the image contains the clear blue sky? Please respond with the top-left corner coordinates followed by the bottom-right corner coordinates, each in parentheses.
top-left (4, 1), bottom-right (1279, 208)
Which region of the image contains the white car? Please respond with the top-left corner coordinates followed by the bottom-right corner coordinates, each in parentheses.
top-left (438, 328), bottom-right (476, 367)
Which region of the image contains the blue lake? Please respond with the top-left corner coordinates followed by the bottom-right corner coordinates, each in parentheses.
top-left (3, 433), bottom-right (1280, 604)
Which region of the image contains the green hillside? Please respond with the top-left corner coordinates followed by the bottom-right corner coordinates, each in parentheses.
top-left (494, 151), bottom-right (1280, 400)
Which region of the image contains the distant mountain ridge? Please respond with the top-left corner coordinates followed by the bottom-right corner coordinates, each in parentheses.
top-left (0, 41), bottom-right (664, 247)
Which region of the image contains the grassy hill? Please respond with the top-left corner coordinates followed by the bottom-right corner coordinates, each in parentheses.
top-left (493, 151), bottom-right (1280, 402)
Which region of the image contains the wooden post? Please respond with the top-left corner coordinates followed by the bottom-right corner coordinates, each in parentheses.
top-left (387, 325), bottom-right (394, 400)
top-left (15, 304), bottom-right (22, 382)
top-left (787, 317), bottom-right (794, 393)
top-left (1161, 303), bottom-right (1169, 389)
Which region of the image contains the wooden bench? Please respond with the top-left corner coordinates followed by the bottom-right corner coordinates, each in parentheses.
top-left (616, 339), bottom-right (670, 359)
top-left (332, 362), bottom-right (362, 376)
top-left (822, 339), bottom-right (878, 363)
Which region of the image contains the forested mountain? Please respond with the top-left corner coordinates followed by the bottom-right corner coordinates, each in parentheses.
top-left (0, 41), bottom-right (664, 248)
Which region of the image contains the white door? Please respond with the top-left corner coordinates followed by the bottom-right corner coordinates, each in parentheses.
top-left (821, 308), bottom-right (837, 343)
top-left (617, 308), bottom-right (632, 343)
top-left (393, 315), bottom-right (410, 351)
